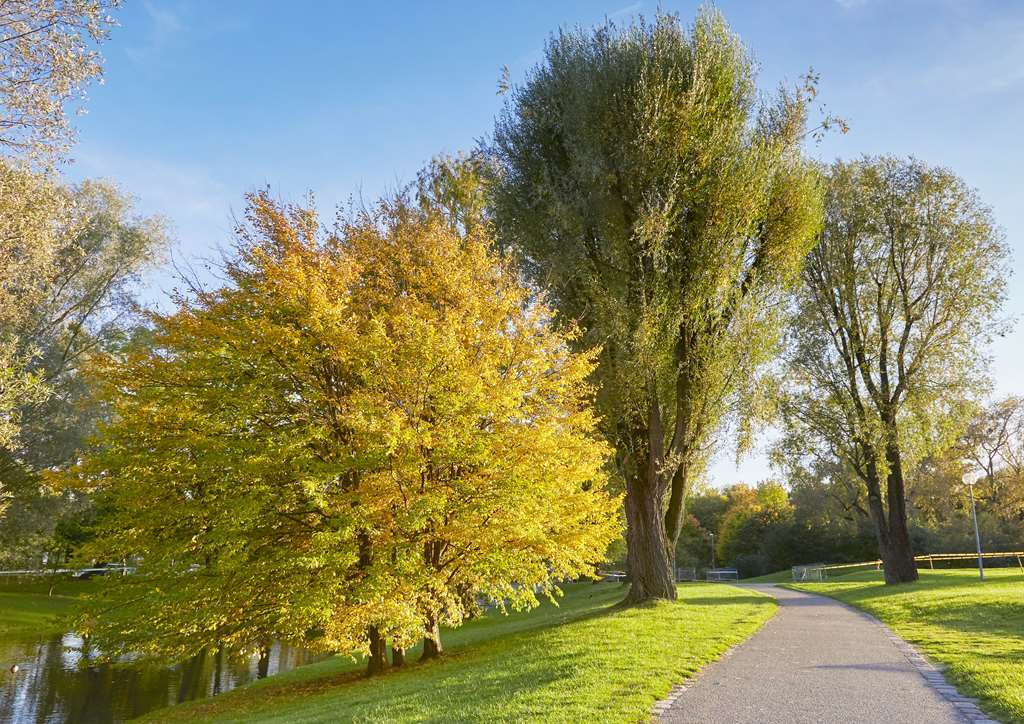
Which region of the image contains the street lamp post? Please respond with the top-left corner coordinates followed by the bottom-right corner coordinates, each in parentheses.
top-left (962, 471), bottom-right (985, 582)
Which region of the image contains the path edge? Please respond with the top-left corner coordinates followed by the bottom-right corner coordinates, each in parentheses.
top-left (649, 583), bottom-right (1000, 724)
top-left (803, 587), bottom-right (999, 724)
top-left (649, 584), bottom-right (779, 720)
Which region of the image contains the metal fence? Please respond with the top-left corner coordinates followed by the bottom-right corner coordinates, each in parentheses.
top-left (676, 567), bottom-right (697, 582)
top-left (596, 567), bottom-right (725, 583)
top-left (706, 568), bottom-right (739, 582)
top-left (791, 564), bottom-right (828, 582)
top-left (790, 550), bottom-right (1024, 581)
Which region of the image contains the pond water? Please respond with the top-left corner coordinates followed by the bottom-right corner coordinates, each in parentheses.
top-left (0, 633), bottom-right (325, 723)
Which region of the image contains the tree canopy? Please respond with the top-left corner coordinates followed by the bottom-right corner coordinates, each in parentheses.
top-left (778, 156), bottom-right (1010, 583)
top-left (0, 0), bottom-right (121, 161)
top-left (65, 190), bottom-right (620, 672)
top-left (491, 9), bottom-right (823, 601)
top-left (0, 172), bottom-right (165, 563)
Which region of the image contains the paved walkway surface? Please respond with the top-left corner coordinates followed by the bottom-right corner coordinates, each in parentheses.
top-left (659, 585), bottom-right (973, 724)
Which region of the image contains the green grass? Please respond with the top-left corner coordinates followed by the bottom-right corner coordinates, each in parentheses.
top-left (0, 577), bottom-right (94, 637)
top-left (144, 582), bottom-right (776, 723)
top-left (790, 567), bottom-right (1024, 723)
top-left (741, 569), bottom-right (793, 583)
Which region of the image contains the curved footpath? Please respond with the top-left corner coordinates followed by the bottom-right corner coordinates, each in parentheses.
top-left (657, 584), bottom-right (996, 724)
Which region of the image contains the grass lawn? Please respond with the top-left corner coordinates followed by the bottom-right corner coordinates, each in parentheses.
top-left (741, 570), bottom-right (793, 583)
top-left (790, 567), bottom-right (1024, 723)
top-left (144, 582), bottom-right (776, 723)
top-left (0, 577), bottom-right (94, 637)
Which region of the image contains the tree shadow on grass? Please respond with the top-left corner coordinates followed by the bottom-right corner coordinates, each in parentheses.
top-left (157, 619), bottom-right (621, 723)
top-left (677, 595), bottom-right (777, 608)
top-left (906, 605), bottom-right (1024, 643)
top-left (343, 648), bottom-right (585, 724)
top-left (825, 586), bottom-right (1024, 641)
top-left (150, 590), bottom-right (628, 722)
top-left (151, 584), bottom-right (772, 722)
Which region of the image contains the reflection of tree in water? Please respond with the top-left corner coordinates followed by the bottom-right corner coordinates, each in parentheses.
top-left (0, 633), bottom-right (325, 722)
top-left (258, 645), bottom-right (270, 679)
top-left (177, 646), bottom-right (208, 704)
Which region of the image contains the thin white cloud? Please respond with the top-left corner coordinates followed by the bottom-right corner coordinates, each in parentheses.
top-left (125, 1), bottom-right (185, 64)
top-left (143, 0), bottom-right (182, 34)
top-left (69, 145), bottom-right (237, 306)
top-left (922, 18), bottom-right (1024, 97)
top-left (848, 13), bottom-right (1024, 103)
top-left (609, 2), bottom-right (643, 20)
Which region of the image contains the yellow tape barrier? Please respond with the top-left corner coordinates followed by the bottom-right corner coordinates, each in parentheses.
top-left (819, 550), bottom-right (1024, 573)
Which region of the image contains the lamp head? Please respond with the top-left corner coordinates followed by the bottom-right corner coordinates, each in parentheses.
top-left (962, 470), bottom-right (982, 486)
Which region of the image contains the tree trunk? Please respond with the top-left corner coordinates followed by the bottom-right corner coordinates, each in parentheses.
top-left (882, 440), bottom-right (918, 584)
top-left (366, 626), bottom-right (389, 676)
top-left (391, 646), bottom-right (405, 667)
top-left (863, 446), bottom-right (918, 585)
top-left (420, 617), bottom-right (443, 661)
top-left (622, 475), bottom-right (676, 603)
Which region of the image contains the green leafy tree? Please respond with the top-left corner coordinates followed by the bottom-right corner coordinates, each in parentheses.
top-left (0, 160), bottom-right (68, 449)
top-left (962, 396), bottom-right (1024, 523)
top-left (0, 179), bottom-right (165, 566)
top-left (907, 398), bottom-right (1024, 545)
top-left (1, 0), bottom-right (127, 518)
top-left (779, 157), bottom-right (1010, 583)
top-left (716, 481), bottom-right (792, 572)
top-left (491, 9), bottom-right (822, 601)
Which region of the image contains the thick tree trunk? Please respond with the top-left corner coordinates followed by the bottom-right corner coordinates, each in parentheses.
top-left (366, 626), bottom-right (389, 676)
top-left (391, 646), bottom-right (406, 667)
top-left (420, 539), bottom-right (445, 661)
top-left (623, 476), bottom-right (676, 603)
top-left (420, 617), bottom-right (443, 661)
top-left (863, 446), bottom-right (918, 585)
top-left (882, 440), bottom-right (918, 584)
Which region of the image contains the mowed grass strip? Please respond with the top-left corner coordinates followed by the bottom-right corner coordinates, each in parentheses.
top-left (739, 569), bottom-right (794, 584)
top-left (0, 577), bottom-right (95, 637)
top-left (145, 582), bottom-right (776, 723)
top-left (791, 567), bottom-right (1024, 723)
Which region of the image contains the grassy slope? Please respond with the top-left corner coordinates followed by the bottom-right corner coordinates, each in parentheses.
top-left (145, 583), bottom-right (776, 723)
top-left (0, 578), bottom-right (93, 637)
top-left (790, 568), bottom-right (1024, 723)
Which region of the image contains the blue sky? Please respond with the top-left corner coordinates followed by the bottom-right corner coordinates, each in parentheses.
top-left (66, 0), bottom-right (1024, 488)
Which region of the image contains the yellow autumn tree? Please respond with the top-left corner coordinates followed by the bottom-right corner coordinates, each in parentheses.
top-left (66, 188), bottom-right (620, 675)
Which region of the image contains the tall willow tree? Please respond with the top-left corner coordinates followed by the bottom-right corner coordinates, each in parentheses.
top-left (780, 157), bottom-right (1009, 584)
top-left (492, 10), bottom-right (822, 601)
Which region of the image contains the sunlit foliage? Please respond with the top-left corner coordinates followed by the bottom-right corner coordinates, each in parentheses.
top-left (0, 0), bottom-right (121, 161)
top-left (492, 9), bottom-right (823, 601)
top-left (64, 190), bottom-right (620, 669)
top-left (0, 166), bottom-right (164, 542)
top-left (778, 156), bottom-right (1010, 583)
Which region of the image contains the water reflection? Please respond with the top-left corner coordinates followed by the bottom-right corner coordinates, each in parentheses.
top-left (0, 633), bottom-right (324, 723)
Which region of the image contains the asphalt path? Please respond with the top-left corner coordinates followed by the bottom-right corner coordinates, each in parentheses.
top-left (660, 585), bottom-right (970, 724)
